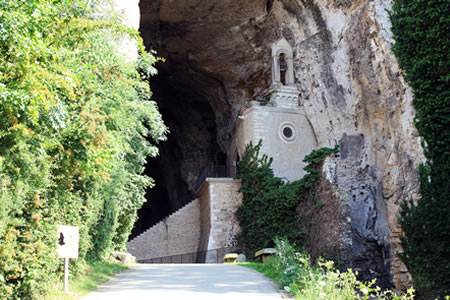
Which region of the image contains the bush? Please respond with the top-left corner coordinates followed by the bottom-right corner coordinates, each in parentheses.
top-left (272, 239), bottom-right (415, 300)
top-left (234, 140), bottom-right (304, 256)
top-left (0, 1), bottom-right (166, 298)
top-left (234, 140), bottom-right (338, 257)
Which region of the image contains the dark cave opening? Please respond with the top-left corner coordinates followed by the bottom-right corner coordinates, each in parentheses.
top-left (131, 0), bottom-right (255, 240)
top-left (130, 66), bottom-right (228, 239)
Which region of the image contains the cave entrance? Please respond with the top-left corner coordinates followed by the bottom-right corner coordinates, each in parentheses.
top-left (130, 64), bottom-right (230, 239)
top-left (131, 0), bottom-right (257, 240)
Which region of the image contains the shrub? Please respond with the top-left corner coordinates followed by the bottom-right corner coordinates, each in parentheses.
top-left (272, 239), bottom-right (415, 300)
top-left (234, 140), bottom-right (338, 257)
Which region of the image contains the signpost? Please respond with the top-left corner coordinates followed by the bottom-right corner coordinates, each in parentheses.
top-left (57, 225), bottom-right (79, 293)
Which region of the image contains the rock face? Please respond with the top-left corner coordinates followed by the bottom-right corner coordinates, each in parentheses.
top-left (110, 251), bottom-right (136, 264)
top-left (137, 0), bottom-right (424, 289)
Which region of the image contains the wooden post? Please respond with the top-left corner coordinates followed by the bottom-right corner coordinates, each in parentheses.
top-left (64, 257), bottom-right (69, 293)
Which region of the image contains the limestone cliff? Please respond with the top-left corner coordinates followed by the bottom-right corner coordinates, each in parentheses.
top-left (137, 0), bottom-right (424, 289)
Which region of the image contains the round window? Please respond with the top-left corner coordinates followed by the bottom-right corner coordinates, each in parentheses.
top-left (283, 127), bottom-right (293, 138)
top-left (278, 122), bottom-right (297, 143)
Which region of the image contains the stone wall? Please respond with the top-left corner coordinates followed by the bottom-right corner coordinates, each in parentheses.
top-left (127, 199), bottom-right (201, 261)
top-left (197, 181), bottom-right (211, 254)
top-left (206, 179), bottom-right (242, 250)
top-left (197, 178), bottom-right (243, 262)
top-left (127, 179), bottom-right (242, 261)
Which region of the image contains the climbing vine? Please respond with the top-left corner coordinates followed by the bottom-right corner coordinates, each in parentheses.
top-left (0, 1), bottom-right (167, 298)
top-left (234, 140), bottom-right (338, 257)
top-left (389, 0), bottom-right (450, 297)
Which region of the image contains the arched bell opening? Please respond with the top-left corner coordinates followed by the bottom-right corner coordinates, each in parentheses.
top-left (271, 37), bottom-right (295, 87)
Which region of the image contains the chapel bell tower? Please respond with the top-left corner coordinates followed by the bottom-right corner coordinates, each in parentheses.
top-left (269, 37), bottom-right (301, 108)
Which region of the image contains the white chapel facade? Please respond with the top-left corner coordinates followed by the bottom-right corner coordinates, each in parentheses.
top-left (228, 37), bottom-right (318, 181)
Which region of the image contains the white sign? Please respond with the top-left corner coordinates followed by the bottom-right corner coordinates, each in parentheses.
top-left (57, 225), bottom-right (79, 259)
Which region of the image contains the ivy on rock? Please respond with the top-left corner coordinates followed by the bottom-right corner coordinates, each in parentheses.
top-left (390, 0), bottom-right (450, 297)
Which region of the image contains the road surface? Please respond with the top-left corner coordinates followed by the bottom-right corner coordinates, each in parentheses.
top-left (81, 263), bottom-right (285, 300)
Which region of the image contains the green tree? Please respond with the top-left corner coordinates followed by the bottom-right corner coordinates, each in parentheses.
top-left (0, 1), bottom-right (166, 298)
top-left (390, 0), bottom-right (450, 297)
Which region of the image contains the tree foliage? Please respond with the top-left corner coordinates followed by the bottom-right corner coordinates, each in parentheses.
top-left (234, 140), bottom-right (338, 257)
top-left (389, 0), bottom-right (450, 297)
top-left (0, 0), bottom-right (167, 298)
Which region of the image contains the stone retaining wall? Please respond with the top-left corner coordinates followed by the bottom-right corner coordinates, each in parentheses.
top-left (127, 199), bottom-right (201, 261)
top-left (202, 178), bottom-right (242, 252)
top-left (127, 178), bottom-right (242, 262)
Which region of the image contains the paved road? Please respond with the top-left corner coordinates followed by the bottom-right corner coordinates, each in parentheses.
top-left (81, 263), bottom-right (284, 300)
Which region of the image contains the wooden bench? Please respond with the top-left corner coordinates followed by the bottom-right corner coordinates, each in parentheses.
top-left (255, 248), bottom-right (276, 263)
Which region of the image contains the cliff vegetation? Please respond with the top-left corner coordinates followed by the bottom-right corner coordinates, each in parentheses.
top-left (390, 0), bottom-right (450, 297)
top-left (235, 140), bottom-right (338, 256)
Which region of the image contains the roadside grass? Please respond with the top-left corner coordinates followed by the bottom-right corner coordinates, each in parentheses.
top-left (236, 260), bottom-right (281, 285)
top-left (46, 260), bottom-right (128, 300)
top-left (237, 251), bottom-right (416, 300)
